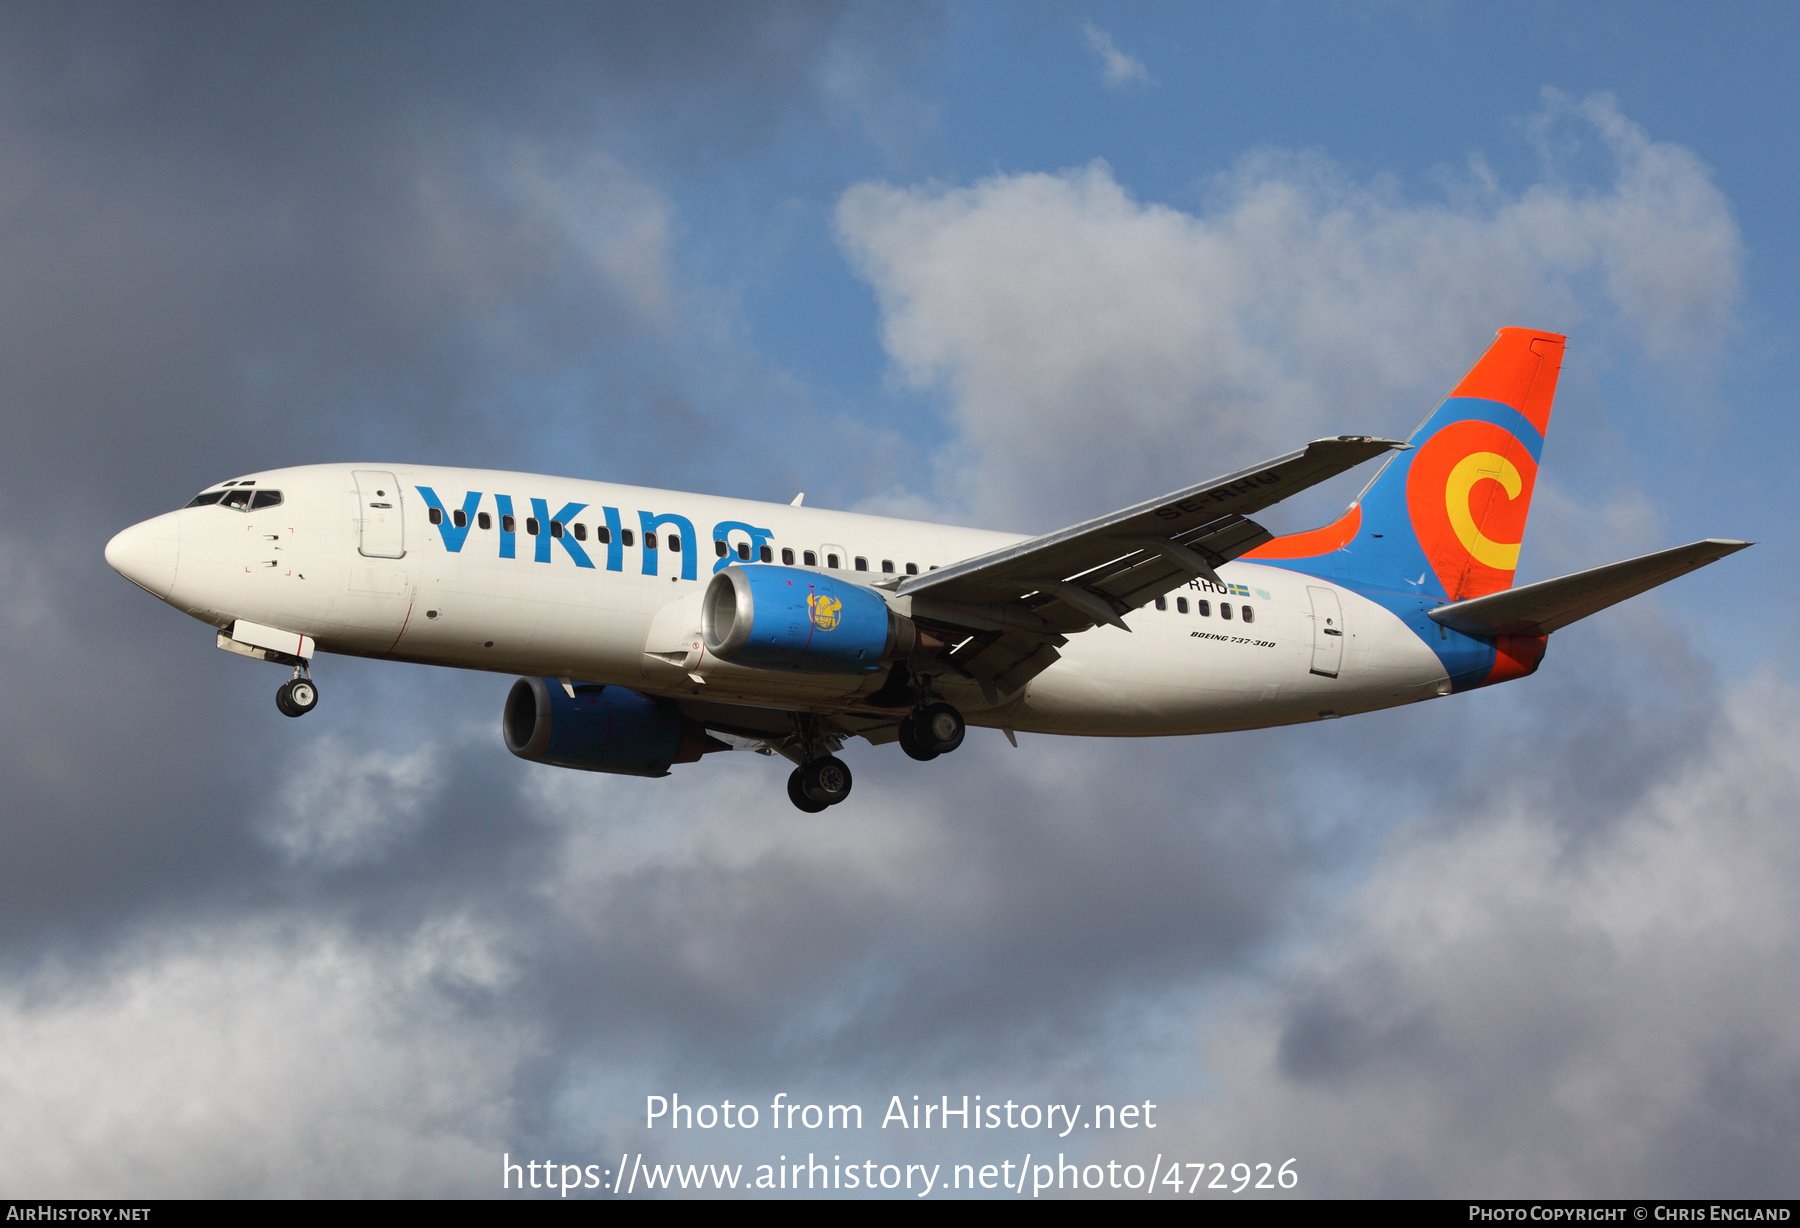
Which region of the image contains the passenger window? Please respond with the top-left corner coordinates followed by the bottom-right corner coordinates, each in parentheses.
top-left (1242, 605), bottom-right (1255, 624)
top-left (1177, 597), bottom-right (1189, 614)
top-left (826, 553), bottom-right (839, 569)
top-left (715, 540), bottom-right (728, 558)
top-left (478, 512), bottom-right (491, 530)
top-left (550, 520), bottom-right (563, 538)
top-left (905, 563), bottom-right (918, 575)
top-left (645, 532), bottom-right (658, 549)
top-left (881, 560), bottom-right (895, 574)
top-left (1221, 603), bottom-right (1233, 620)
top-left (804, 551), bottom-right (817, 566)
top-left (184, 491), bottom-right (225, 507)
top-left (782, 548), bottom-right (795, 565)
top-left (668, 534), bottom-right (681, 553)
top-left (854, 557), bottom-right (868, 571)
top-left (223, 489), bottom-right (254, 511)
top-left (621, 529), bottom-right (634, 546)
top-left (526, 517), bottom-right (539, 536)
top-left (251, 490), bottom-right (282, 510)
top-left (737, 542), bottom-right (749, 560)
top-left (452, 509), bottom-right (467, 528)
top-left (502, 514), bottom-right (516, 533)
top-left (573, 523), bottom-right (586, 541)
top-left (428, 507), bottom-right (443, 525)
top-left (1154, 596), bottom-right (1167, 611)
top-left (596, 525), bottom-right (610, 544)
top-left (1197, 600), bottom-right (1211, 617)
top-left (760, 545), bottom-right (772, 562)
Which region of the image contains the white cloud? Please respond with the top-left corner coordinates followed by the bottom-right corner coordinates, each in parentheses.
top-left (1158, 670), bottom-right (1800, 1196)
top-left (836, 94), bottom-right (1741, 528)
top-left (500, 147), bottom-right (675, 327)
top-left (0, 918), bottom-right (528, 1197)
top-left (257, 735), bottom-right (443, 868)
top-left (1083, 23), bottom-right (1152, 89)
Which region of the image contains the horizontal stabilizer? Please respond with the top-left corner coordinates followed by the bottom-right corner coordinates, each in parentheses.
top-left (1428, 539), bottom-right (1751, 637)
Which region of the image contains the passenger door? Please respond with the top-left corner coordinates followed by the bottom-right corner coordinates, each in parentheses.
top-left (353, 470), bottom-right (405, 559)
top-left (1307, 585), bottom-right (1344, 678)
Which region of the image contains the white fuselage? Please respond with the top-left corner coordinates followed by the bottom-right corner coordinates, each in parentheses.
top-left (115, 464), bottom-right (1455, 736)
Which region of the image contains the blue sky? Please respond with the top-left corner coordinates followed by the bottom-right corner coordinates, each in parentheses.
top-left (1, 1), bottom-right (1796, 1199)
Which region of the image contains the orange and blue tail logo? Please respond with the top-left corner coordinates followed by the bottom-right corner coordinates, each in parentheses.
top-left (1247, 327), bottom-right (1564, 689)
top-left (1402, 329), bottom-right (1559, 601)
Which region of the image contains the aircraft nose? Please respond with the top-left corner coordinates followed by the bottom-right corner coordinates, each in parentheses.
top-left (105, 511), bottom-right (181, 599)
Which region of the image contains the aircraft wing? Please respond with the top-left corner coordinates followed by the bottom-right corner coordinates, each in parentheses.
top-left (1428, 538), bottom-right (1752, 637)
top-left (890, 435), bottom-right (1403, 695)
top-left (896, 435), bottom-right (1403, 624)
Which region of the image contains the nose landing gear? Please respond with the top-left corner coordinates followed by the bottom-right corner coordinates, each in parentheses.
top-left (275, 666), bottom-right (319, 718)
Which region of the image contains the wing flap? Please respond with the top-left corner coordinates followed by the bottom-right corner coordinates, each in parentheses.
top-left (945, 631), bottom-right (1063, 696)
top-left (1428, 539), bottom-right (1751, 637)
top-left (1070, 514), bottom-right (1275, 611)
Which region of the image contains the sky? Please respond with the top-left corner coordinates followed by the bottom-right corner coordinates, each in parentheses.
top-left (1, 0), bottom-right (1797, 1199)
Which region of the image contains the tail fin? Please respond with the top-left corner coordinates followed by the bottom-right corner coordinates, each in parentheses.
top-left (1247, 327), bottom-right (1565, 601)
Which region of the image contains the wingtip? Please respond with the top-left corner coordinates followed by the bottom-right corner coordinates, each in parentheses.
top-left (1314, 434), bottom-right (1409, 450)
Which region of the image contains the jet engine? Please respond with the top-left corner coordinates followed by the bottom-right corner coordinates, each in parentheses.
top-left (503, 677), bottom-right (725, 776)
top-left (701, 565), bottom-right (929, 674)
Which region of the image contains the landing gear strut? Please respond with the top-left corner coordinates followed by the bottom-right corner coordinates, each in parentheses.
top-left (275, 666), bottom-right (319, 718)
top-left (899, 701), bottom-right (964, 760)
top-left (781, 712), bottom-right (855, 812)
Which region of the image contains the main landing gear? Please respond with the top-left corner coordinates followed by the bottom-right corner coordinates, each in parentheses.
top-left (787, 755), bottom-right (853, 812)
top-left (782, 699), bottom-right (968, 812)
top-left (275, 666), bottom-right (319, 718)
top-left (898, 701), bottom-right (964, 762)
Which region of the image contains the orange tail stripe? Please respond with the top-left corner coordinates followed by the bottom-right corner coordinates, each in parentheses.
top-left (1448, 327), bottom-right (1566, 437)
top-left (1243, 503), bottom-right (1362, 560)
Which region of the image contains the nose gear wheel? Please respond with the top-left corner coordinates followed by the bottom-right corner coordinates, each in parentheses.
top-left (276, 676), bottom-right (319, 717)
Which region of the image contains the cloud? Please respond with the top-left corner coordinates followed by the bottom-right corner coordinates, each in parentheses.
top-left (836, 93), bottom-right (1741, 529)
top-left (1083, 23), bottom-right (1152, 89)
top-left (1158, 669), bottom-right (1800, 1196)
top-left (0, 1), bottom-right (883, 530)
top-left (0, 918), bottom-right (527, 1197)
top-left (257, 736), bottom-right (445, 869)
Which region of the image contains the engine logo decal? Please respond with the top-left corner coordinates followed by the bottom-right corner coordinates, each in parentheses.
top-left (808, 593), bottom-right (842, 630)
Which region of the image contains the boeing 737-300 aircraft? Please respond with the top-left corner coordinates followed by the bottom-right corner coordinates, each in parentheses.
top-left (106, 328), bottom-right (1749, 810)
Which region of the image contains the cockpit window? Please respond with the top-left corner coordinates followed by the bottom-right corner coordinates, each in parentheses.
top-left (193, 486), bottom-right (282, 512)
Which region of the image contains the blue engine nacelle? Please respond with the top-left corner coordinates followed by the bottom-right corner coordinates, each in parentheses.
top-left (701, 565), bottom-right (923, 674)
top-left (503, 678), bottom-right (725, 777)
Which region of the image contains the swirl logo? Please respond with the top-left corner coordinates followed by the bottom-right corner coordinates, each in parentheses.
top-left (808, 593), bottom-right (842, 631)
top-left (1405, 419), bottom-right (1539, 600)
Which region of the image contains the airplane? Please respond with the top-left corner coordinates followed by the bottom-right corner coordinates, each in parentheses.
top-left (105, 328), bottom-right (1749, 811)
